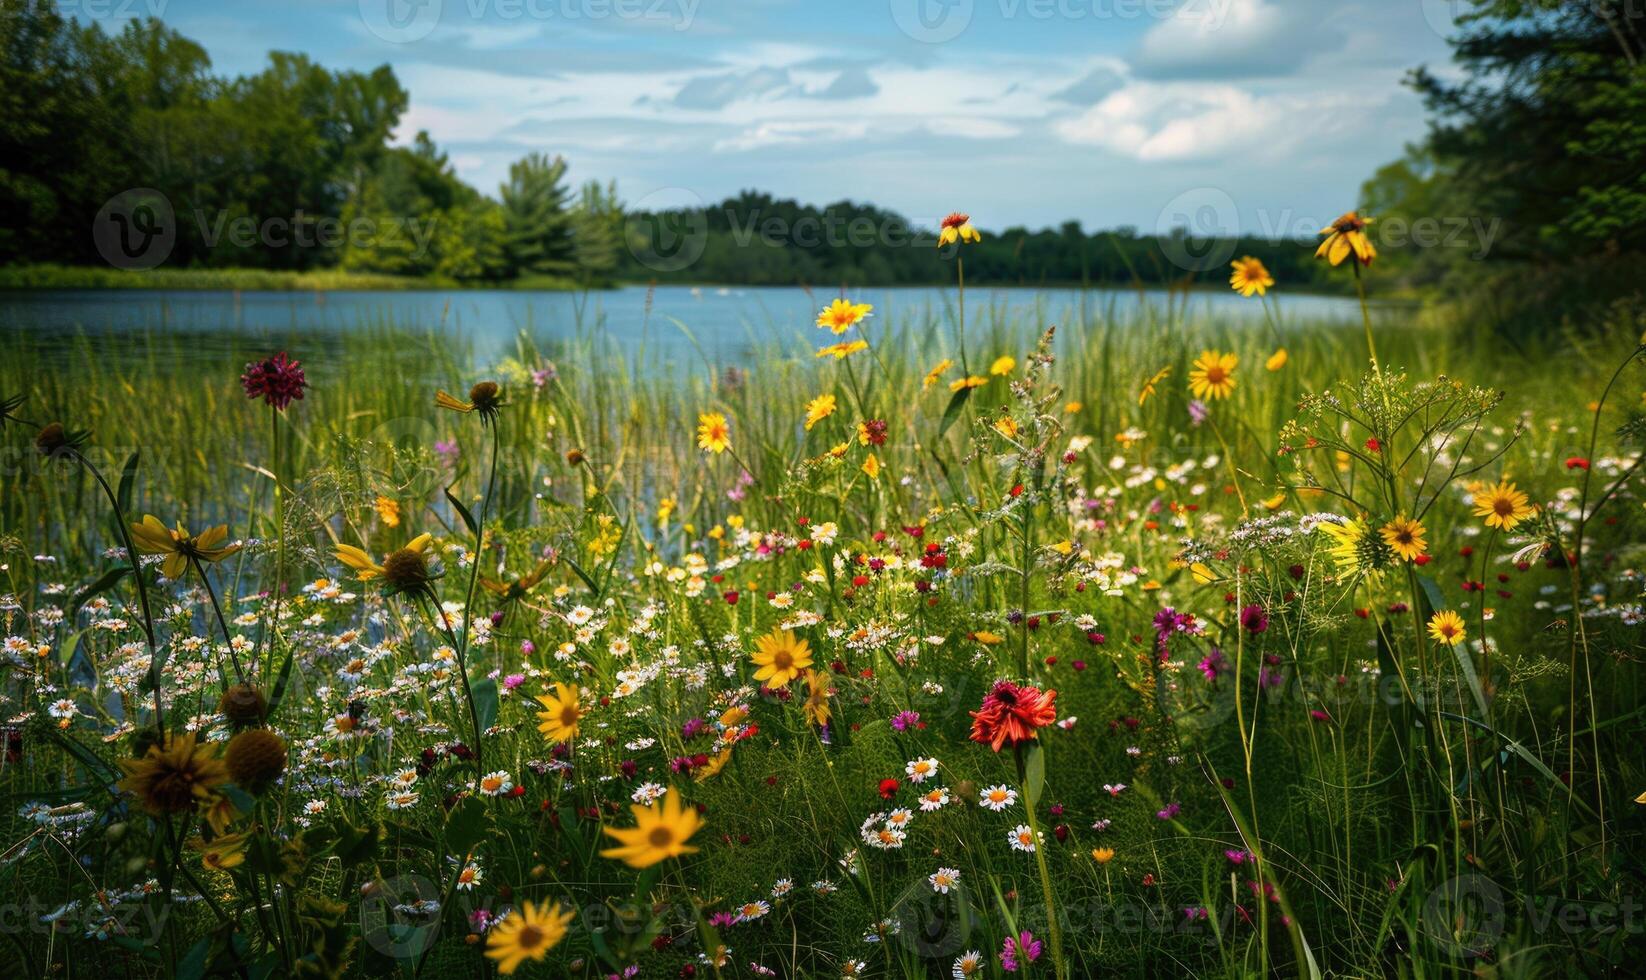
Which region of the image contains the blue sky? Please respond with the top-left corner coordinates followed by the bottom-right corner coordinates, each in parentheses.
top-left (83, 0), bottom-right (1465, 235)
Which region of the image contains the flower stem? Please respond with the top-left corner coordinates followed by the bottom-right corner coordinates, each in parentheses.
top-left (71, 448), bottom-right (163, 727)
top-left (1016, 744), bottom-right (1066, 980)
top-left (189, 554), bottom-right (245, 682)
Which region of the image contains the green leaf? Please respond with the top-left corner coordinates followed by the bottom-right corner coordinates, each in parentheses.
top-left (1416, 575), bottom-right (1448, 617)
top-left (176, 936), bottom-right (211, 980)
top-left (264, 640), bottom-right (298, 718)
top-left (471, 676), bottom-right (499, 732)
top-left (444, 794), bottom-right (491, 856)
top-left (1021, 743), bottom-right (1046, 809)
top-left (445, 486), bottom-right (479, 539)
top-left (330, 819), bottom-right (381, 865)
top-left (562, 554), bottom-right (599, 594)
top-left (937, 387), bottom-right (972, 439)
top-left (117, 450), bottom-right (140, 515)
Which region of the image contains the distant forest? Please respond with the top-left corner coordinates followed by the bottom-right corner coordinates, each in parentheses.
top-left (615, 191), bottom-right (1334, 289)
top-left (6, 0), bottom-right (1643, 317)
top-left (0, 1), bottom-right (1328, 291)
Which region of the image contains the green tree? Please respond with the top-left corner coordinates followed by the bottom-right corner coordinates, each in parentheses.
top-left (572, 179), bottom-right (622, 284)
top-left (1410, 0), bottom-right (1646, 260)
top-left (500, 153), bottom-right (576, 280)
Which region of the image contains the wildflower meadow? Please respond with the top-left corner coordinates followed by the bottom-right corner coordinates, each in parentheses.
top-left (3, 217), bottom-right (1645, 979)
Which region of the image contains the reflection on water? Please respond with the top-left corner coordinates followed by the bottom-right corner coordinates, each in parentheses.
top-left (0, 284), bottom-right (1384, 373)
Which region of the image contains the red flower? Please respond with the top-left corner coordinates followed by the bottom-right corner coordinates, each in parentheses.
top-left (968, 680), bottom-right (1058, 752)
top-left (240, 352), bottom-right (307, 411)
top-left (1565, 457), bottom-right (1590, 470)
top-left (877, 778), bottom-right (900, 799)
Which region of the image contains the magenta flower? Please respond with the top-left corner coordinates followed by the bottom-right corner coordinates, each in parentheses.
top-left (1000, 931), bottom-right (1042, 972)
top-left (890, 710), bottom-right (922, 732)
top-left (1239, 603), bottom-right (1269, 634)
top-left (240, 352), bottom-right (307, 411)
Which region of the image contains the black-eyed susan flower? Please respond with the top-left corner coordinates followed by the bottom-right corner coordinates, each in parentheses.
top-left (483, 900), bottom-right (575, 975)
top-left (938, 211), bottom-right (981, 247)
top-left (129, 516), bottom-right (242, 580)
top-left (600, 792), bottom-right (703, 867)
top-left (334, 532), bottom-right (437, 595)
top-left (435, 380), bottom-right (503, 424)
top-left (1319, 516), bottom-right (1391, 577)
top-left (697, 412), bottom-right (731, 453)
top-left (816, 298), bottom-right (873, 334)
top-left (219, 683), bottom-right (268, 728)
top-left (1379, 516), bottom-right (1427, 562)
top-left (34, 422), bottom-right (89, 460)
top-left (224, 727), bottom-right (287, 794)
top-left (1315, 212), bottom-right (1376, 267)
top-left (1427, 610), bottom-right (1466, 647)
top-left (804, 394), bottom-right (837, 431)
top-left (1229, 256), bottom-right (1274, 297)
top-left (117, 732), bottom-right (229, 816)
top-left (1472, 479), bottom-right (1536, 530)
top-left (751, 628), bottom-right (812, 687)
top-left (1188, 350), bottom-right (1238, 400)
top-left (535, 682), bottom-right (583, 743)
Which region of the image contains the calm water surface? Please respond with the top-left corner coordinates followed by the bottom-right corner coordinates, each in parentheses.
top-left (2, 285), bottom-right (1381, 372)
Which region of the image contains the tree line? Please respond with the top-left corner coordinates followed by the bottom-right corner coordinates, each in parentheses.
top-left (617, 190), bottom-right (1339, 289)
top-left (0, 1), bottom-right (620, 285)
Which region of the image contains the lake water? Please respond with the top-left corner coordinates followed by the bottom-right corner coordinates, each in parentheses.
top-left (1, 284), bottom-right (1381, 371)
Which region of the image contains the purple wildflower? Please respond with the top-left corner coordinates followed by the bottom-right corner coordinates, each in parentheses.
top-left (1000, 931), bottom-right (1042, 972)
top-left (240, 352), bottom-right (307, 411)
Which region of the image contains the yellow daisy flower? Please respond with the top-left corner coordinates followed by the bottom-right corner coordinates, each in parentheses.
top-left (1188, 350), bottom-right (1238, 400)
top-left (484, 900), bottom-right (574, 975)
top-left (696, 412), bottom-right (731, 454)
top-left (1472, 480), bottom-right (1536, 531)
top-left (600, 792), bottom-right (703, 867)
top-left (1427, 610), bottom-right (1466, 647)
top-left (534, 682), bottom-right (584, 743)
top-left (751, 628), bottom-right (813, 687)
top-left (816, 298), bottom-right (874, 334)
top-left (1229, 256), bottom-right (1274, 297)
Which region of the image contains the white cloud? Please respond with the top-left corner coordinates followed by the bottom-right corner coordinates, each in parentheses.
top-left (1131, 0), bottom-right (1340, 79)
top-left (715, 120), bottom-right (871, 153)
top-left (1054, 81), bottom-right (1357, 163)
